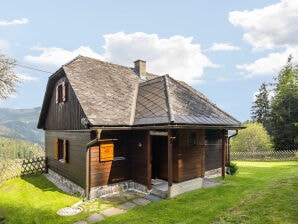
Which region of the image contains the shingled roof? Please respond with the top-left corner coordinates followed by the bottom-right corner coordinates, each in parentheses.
top-left (38, 55), bottom-right (241, 128)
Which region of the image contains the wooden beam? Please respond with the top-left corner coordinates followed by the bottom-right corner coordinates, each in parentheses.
top-left (146, 130), bottom-right (152, 190)
top-left (168, 129), bottom-right (173, 197)
top-left (221, 130), bottom-right (227, 179)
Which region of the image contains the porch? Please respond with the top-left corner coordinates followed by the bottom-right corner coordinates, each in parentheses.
top-left (149, 177), bottom-right (223, 198)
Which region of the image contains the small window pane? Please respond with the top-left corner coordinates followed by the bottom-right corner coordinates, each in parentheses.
top-left (189, 133), bottom-right (196, 146)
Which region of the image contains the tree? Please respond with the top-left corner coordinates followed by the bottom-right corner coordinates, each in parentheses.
top-left (270, 55), bottom-right (298, 150)
top-left (0, 54), bottom-right (20, 99)
top-left (251, 82), bottom-right (271, 131)
top-left (230, 122), bottom-right (273, 152)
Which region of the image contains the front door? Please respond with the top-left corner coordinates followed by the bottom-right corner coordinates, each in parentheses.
top-left (151, 135), bottom-right (168, 180)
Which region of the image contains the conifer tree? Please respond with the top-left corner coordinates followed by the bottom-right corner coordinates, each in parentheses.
top-left (270, 55), bottom-right (298, 150)
top-left (251, 82), bottom-right (271, 132)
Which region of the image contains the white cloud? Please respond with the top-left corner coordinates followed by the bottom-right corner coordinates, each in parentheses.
top-left (103, 32), bottom-right (217, 83)
top-left (236, 45), bottom-right (298, 78)
top-left (0, 18), bottom-right (29, 26)
top-left (207, 43), bottom-right (240, 51)
top-left (229, 0), bottom-right (298, 50)
top-left (229, 0), bottom-right (298, 77)
top-left (25, 32), bottom-right (217, 84)
top-left (17, 73), bottom-right (39, 82)
top-left (24, 46), bottom-right (104, 67)
top-left (236, 52), bottom-right (287, 77)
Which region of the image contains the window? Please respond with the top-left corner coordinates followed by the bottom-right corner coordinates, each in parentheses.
top-left (54, 139), bottom-right (68, 163)
top-left (55, 80), bottom-right (67, 103)
top-left (189, 132), bottom-right (197, 146)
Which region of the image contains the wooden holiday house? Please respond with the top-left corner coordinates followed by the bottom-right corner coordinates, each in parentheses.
top-left (37, 55), bottom-right (242, 199)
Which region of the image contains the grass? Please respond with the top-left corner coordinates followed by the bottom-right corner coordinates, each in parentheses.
top-left (0, 175), bottom-right (85, 224)
top-left (0, 161), bottom-right (297, 224)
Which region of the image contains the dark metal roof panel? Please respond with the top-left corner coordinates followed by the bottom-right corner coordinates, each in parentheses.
top-left (134, 76), bottom-right (170, 124)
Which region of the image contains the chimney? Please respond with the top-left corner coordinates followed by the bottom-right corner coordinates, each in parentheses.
top-left (134, 60), bottom-right (146, 79)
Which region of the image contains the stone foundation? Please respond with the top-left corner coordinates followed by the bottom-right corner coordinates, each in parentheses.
top-left (90, 180), bottom-right (148, 199)
top-left (44, 169), bottom-right (85, 196)
top-left (45, 169), bottom-right (148, 199)
top-left (204, 168), bottom-right (222, 178)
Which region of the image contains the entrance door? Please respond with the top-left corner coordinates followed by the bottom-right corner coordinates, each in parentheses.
top-left (151, 135), bottom-right (168, 180)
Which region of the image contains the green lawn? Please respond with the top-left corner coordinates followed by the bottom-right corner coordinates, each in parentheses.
top-left (0, 161), bottom-right (297, 224)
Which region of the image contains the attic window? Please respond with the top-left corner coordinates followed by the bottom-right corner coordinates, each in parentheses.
top-left (56, 81), bottom-right (67, 103)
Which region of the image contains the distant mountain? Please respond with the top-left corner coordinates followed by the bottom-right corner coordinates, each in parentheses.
top-left (0, 107), bottom-right (44, 145)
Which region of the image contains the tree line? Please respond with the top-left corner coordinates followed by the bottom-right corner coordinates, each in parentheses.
top-left (0, 137), bottom-right (44, 160)
top-left (232, 56), bottom-right (298, 152)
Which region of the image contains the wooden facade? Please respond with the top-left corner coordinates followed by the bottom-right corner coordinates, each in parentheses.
top-left (45, 130), bottom-right (91, 188)
top-left (45, 127), bottom-right (224, 191)
top-left (43, 76), bottom-right (87, 130)
top-left (38, 56), bottom-right (242, 198)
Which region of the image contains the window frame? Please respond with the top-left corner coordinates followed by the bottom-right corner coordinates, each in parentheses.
top-left (54, 138), bottom-right (68, 163)
top-left (55, 80), bottom-right (67, 104)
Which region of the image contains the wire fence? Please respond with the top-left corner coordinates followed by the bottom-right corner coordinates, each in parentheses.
top-left (230, 150), bottom-right (298, 161)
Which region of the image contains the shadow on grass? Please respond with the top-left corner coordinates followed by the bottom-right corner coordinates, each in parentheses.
top-left (21, 173), bottom-right (59, 192)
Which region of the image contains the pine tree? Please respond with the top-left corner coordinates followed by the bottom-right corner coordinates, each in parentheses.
top-left (270, 55), bottom-right (298, 150)
top-left (251, 83), bottom-right (271, 131)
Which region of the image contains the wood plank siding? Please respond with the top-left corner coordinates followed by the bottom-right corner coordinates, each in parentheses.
top-left (205, 130), bottom-right (223, 171)
top-left (44, 77), bottom-right (87, 130)
top-left (129, 130), bottom-right (151, 187)
top-left (45, 130), bottom-right (91, 188)
top-left (174, 129), bottom-right (205, 182)
top-left (89, 131), bottom-right (130, 187)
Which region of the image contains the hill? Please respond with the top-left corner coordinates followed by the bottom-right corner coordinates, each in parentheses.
top-left (0, 107), bottom-right (44, 145)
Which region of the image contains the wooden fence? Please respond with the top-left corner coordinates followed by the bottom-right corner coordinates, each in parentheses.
top-left (21, 157), bottom-right (47, 176)
top-left (230, 150), bottom-right (298, 161)
top-left (0, 157), bottom-right (47, 182)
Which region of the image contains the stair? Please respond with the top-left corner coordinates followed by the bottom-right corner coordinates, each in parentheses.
top-left (149, 187), bottom-right (168, 199)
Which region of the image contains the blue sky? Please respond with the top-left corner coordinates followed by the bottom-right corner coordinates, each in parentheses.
top-left (1, 0), bottom-right (297, 122)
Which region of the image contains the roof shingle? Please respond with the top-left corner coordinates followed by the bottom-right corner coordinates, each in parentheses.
top-left (39, 55), bottom-right (241, 128)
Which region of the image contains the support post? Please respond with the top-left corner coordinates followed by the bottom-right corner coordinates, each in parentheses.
top-left (146, 130), bottom-right (152, 190)
top-left (168, 129), bottom-right (173, 197)
top-left (221, 130), bottom-right (228, 179)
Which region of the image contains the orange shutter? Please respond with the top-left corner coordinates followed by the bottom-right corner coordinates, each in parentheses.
top-left (63, 139), bottom-right (68, 163)
top-left (100, 142), bottom-right (114, 161)
top-left (54, 139), bottom-right (58, 160)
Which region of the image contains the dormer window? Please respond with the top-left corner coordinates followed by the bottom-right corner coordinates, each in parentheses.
top-left (56, 80), bottom-right (67, 103)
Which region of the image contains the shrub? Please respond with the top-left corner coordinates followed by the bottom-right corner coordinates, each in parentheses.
top-left (226, 162), bottom-right (238, 175)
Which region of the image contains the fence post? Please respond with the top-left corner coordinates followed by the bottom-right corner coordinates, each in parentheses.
top-left (44, 157), bottom-right (48, 174)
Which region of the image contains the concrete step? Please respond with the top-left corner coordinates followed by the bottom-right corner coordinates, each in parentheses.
top-left (150, 188), bottom-right (168, 199)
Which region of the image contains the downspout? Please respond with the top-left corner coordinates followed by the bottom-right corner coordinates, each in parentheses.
top-left (227, 130), bottom-right (238, 166)
top-left (85, 129), bottom-right (102, 200)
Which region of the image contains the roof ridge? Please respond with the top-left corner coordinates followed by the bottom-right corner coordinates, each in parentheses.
top-left (164, 75), bottom-right (175, 123)
top-left (129, 82), bottom-right (139, 125)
